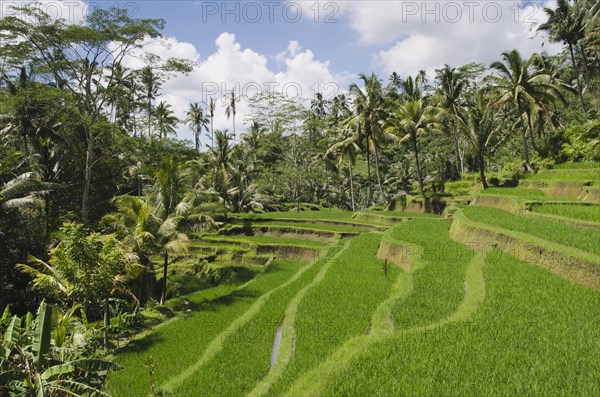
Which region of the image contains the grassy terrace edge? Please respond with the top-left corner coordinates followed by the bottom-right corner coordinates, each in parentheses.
top-left (450, 209), bottom-right (600, 290)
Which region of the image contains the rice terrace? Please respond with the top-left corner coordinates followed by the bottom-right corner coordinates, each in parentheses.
top-left (1, 0), bottom-right (599, 396)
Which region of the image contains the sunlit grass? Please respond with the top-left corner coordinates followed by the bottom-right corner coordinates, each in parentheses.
top-left (106, 258), bottom-right (304, 396)
top-left (270, 233), bottom-right (396, 395)
top-left (173, 242), bottom-right (345, 395)
top-left (390, 219), bottom-right (472, 328)
top-left (531, 203), bottom-right (600, 223)
top-left (463, 206), bottom-right (600, 255)
top-left (320, 249), bottom-right (600, 396)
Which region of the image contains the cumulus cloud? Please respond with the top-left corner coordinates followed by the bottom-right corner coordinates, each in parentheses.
top-left (122, 32), bottom-right (351, 144)
top-left (300, 0), bottom-right (562, 78)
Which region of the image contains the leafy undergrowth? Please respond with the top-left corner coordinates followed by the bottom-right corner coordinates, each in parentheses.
top-left (105, 258), bottom-right (305, 396)
top-left (531, 203), bottom-right (600, 223)
top-left (319, 249), bottom-right (600, 396)
top-left (171, 241), bottom-right (346, 396)
top-left (390, 219), bottom-right (472, 328)
top-left (269, 233), bottom-right (396, 395)
top-left (463, 206), bottom-right (600, 255)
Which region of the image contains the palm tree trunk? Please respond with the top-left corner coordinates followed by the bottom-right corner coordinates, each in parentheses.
top-left (568, 43), bottom-right (587, 113)
top-left (232, 114), bottom-right (236, 141)
top-left (211, 118), bottom-right (214, 147)
top-left (373, 146), bottom-right (387, 202)
top-left (160, 251), bottom-right (168, 305)
top-left (195, 129), bottom-right (200, 152)
top-left (517, 103), bottom-right (531, 168)
top-left (478, 150), bottom-right (488, 189)
top-left (412, 135), bottom-right (426, 200)
top-left (366, 136), bottom-right (373, 206)
top-left (452, 121), bottom-right (462, 178)
top-left (349, 158), bottom-right (355, 212)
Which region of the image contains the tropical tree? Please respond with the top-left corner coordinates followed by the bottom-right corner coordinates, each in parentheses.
top-left (539, 0), bottom-right (589, 112)
top-left (0, 4), bottom-right (171, 222)
top-left (435, 64), bottom-right (466, 176)
top-left (329, 93), bottom-right (351, 123)
top-left (490, 50), bottom-right (568, 168)
top-left (224, 91), bottom-right (239, 140)
top-left (0, 172), bottom-right (56, 211)
top-left (185, 102), bottom-right (209, 152)
top-left (207, 130), bottom-right (235, 196)
top-left (349, 73), bottom-right (388, 204)
top-left (139, 66), bottom-right (164, 140)
top-left (101, 196), bottom-right (160, 303)
top-left (17, 222), bottom-right (137, 346)
top-left (384, 99), bottom-right (441, 199)
top-left (153, 101), bottom-right (178, 140)
top-left (325, 125), bottom-right (361, 211)
top-left (208, 97), bottom-right (217, 147)
top-left (458, 90), bottom-right (507, 188)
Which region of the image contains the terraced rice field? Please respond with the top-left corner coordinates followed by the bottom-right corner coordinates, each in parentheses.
top-left (107, 199), bottom-right (600, 396)
top-left (530, 203), bottom-right (600, 223)
top-left (463, 206), bottom-right (600, 256)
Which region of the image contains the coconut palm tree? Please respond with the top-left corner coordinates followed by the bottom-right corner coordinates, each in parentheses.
top-left (207, 130), bottom-right (235, 197)
top-left (138, 66), bottom-right (162, 140)
top-left (0, 172), bottom-right (57, 211)
top-left (538, 0), bottom-right (589, 112)
top-left (153, 101), bottom-right (179, 139)
top-left (224, 90), bottom-right (239, 141)
top-left (349, 73), bottom-right (388, 204)
top-left (102, 195), bottom-right (159, 303)
top-left (435, 64), bottom-right (466, 177)
top-left (490, 50), bottom-right (567, 168)
top-left (208, 97), bottom-right (216, 147)
top-left (384, 99), bottom-right (441, 199)
top-left (329, 93), bottom-right (351, 123)
top-left (185, 102), bottom-right (209, 152)
top-left (325, 125), bottom-right (361, 211)
top-left (457, 89), bottom-right (506, 189)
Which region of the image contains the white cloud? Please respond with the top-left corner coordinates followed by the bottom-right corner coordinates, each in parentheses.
top-left (329, 1), bottom-right (562, 77)
top-left (124, 32), bottom-right (351, 146)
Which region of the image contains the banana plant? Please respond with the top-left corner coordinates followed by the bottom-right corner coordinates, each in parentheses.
top-left (1, 301), bottom-right (122, 396)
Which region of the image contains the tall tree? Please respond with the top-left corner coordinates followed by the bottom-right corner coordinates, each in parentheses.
top-left (349, 73), bottom-right (388, 204)
top-left (0, 4), bottom-right (186, 223)
top-left (224, 91), bottom-right (239, 141)
top-left (539, 0), bottom-right (589, 112)
top-left (458, 90), bottom-right (506, 189)
top-left (185, 102), bottom-right (209, 152)
top-left (139, 66), bottom-right (163, 140)
top-left (435, 64), bottom-right (466, 177)
top-left (208, 97), bottom-right (216, 147)
top-left (490, 50), bottom-right (567, 168)
top-left (207, 130), bottom-right (235, 196)
top-left (384, 99), bottom-right (441, 200)
top-left (153, 101), bottom-right (179, 139)
top-left (325, 125), bottom-right (361, 211)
